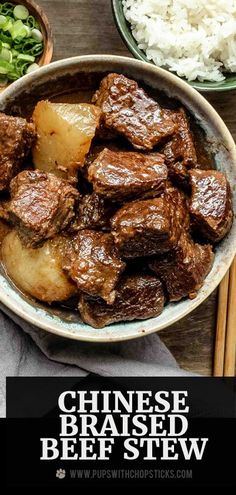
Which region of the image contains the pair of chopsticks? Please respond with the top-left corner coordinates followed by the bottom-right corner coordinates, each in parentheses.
top-left (214, 257), bottom-right (236, 376)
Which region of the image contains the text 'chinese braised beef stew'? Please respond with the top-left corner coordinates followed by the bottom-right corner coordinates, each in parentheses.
top-left (0, 73), bottom-right (233, 328)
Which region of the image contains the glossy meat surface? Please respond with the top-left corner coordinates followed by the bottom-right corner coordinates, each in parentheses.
top-left (161, 108), bottom-right (197, 167)
top-left (92, 73), bottom-right (176, 150)
top-left (8, 170), bottom-right (79, 247)
top-left (167, 161), bottom-right (190, 190)
top-left (78, 273), bottom-right (164, 328)
top-left (111, 196), bottom-right (183, 258)
top-left (149, 232), bottom-right (214, 301)
top-left (163, 182), bottom-right (190, 231)
top-left (72, 192), bottom-right (115, 232)
top-left (189, 170), bottom-right (233, 242)
top-left (88, 148), bottom-right (167, 201)
top-left (0, 113), bottom-right (36, 191)
top-left (63, 230), bottom-right (125, 304)
top-left (0, 198), bottom-right (10, 222)
top-left (111, 184), bottom-right (188, 259)
top-left (84, 141), bottom-right (124, 170)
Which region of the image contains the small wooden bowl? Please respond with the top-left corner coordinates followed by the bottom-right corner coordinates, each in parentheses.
top-left (1, 0), bottom-right (53, 71)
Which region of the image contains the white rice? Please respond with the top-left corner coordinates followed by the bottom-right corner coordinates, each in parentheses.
top-left (122, 0), bottom-right (236, 82)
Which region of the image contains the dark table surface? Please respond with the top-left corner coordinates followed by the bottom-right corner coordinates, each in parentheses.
top-left (39, 0), bottom-right (236, 375)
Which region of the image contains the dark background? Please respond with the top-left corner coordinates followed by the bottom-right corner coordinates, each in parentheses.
top-left (4, 376), bottom-right (236, 487)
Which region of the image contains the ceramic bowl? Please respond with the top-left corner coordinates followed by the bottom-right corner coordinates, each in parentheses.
top-left (112, 0), bottom-right (236, 92)
top-left (0, 55), bottom-right (235, 342)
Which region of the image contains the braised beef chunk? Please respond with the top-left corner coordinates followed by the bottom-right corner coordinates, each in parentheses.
top-left (63, 230), bottom-right (125, 304)
top-left (149, 232), bottom-right (214, 301)
top-left (0, 198), bottom-right (10, 222)
top-left (88, 148), bottom-right (167, 201)
top-left (167, 161), bottom-right (190, 190)
top-left (84, 144), bottom-right (106, 172)
top-left (8, 170), bottom-right (79, 247)
top-left (95, 123), bottom-right (118, 142)
top-left (72, 192), bottom-right (115, 232)
top-left (161, 108), bottom-right (197, 167)
top-left (189, 170), bottom-right (233, 242)
top-left (78, 273), bottom-right (164, 328)
top-left (163, 182), bottom-right (190, 231)
top-left (0, 113), bottom-right (36, 191)
top-left (111, 183), bottom-right (189, 259)
top-left (92, 73), bottom-right (176, 150)
top-left (111, 197), bottom-right (182, 258)
top-left (84, 141), bottom-right (130, 176)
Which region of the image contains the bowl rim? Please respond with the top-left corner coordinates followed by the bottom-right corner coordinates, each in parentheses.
top-left (0, 53), bottom-right (236, 342)
top-left (111, 0), bottom-right (236, 93)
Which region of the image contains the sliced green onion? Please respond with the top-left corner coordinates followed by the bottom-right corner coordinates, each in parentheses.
top-left (0, 32), bottom-right (12, 45)
top-left (0, 15), bottom-right (7, 27)
top-left (10, 19), bottom-right (28, 39)
top-left (0, 47), bottom-right (12, 62)
top-left (26, 15), bottom-right (39, 29)
top-left (7, 70), bottom-right (20, 80)
top-left (13, 5), bottom-right (29, 21)
top-left (0, 75), bottom-right (8, 86)
top-left (11, 47), bottom-right (19, 56)
top-left (31, 28), bottom-right (43, 43)
top-left (2, 41), bottom-right (10, 49)
top-left (17, 53), bottom-right (35, 62)
top-left (15, 59), bottom-right (28, 76)
top-left (24, 25), bottom-right (31, 37)
top-left (26, 62), bottom-right (39, 74)
top-left (31, 43), bottom-right (43, 56)
top-left (17, 39), bottom-right (43, 56)
top-left (0, 59), bottom-right (13, 74)
top-left (2, 17), bottom-right (13, 32)
top-left (0, 3), bottom-right (14, 17)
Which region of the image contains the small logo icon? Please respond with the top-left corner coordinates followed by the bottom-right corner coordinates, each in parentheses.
top-left (56, 469), bottom-right (66, 479)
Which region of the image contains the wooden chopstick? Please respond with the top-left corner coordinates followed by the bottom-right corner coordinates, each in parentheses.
top-left (214, 257), bottom-right (236, 376)
top-left (224, 257), bottom-right (236, 376)
top-left (214, 270), bottom-right (230, 376)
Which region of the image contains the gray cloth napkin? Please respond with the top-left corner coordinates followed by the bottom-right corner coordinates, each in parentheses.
top-left (0, 304), bottom-right (196, 417)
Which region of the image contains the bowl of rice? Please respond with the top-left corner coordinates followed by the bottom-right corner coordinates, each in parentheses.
top-left (112, 0), bottom-right (236, 92)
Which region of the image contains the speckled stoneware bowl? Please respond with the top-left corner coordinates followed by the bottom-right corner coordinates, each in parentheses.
top-left (0, 55), bottom-right (235, 342)
top-left (112, 0), bottom-right (236, 92)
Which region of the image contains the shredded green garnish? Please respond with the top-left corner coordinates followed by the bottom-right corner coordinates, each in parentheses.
top-left (0, 2), bottom-right (44, 84)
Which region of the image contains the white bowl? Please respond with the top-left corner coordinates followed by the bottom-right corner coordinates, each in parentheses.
top-left (0, 55), bottom-right (235, 342)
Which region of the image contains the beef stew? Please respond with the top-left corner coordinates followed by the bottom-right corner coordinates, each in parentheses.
top-left (0, 73), bottom-right (233, 328)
